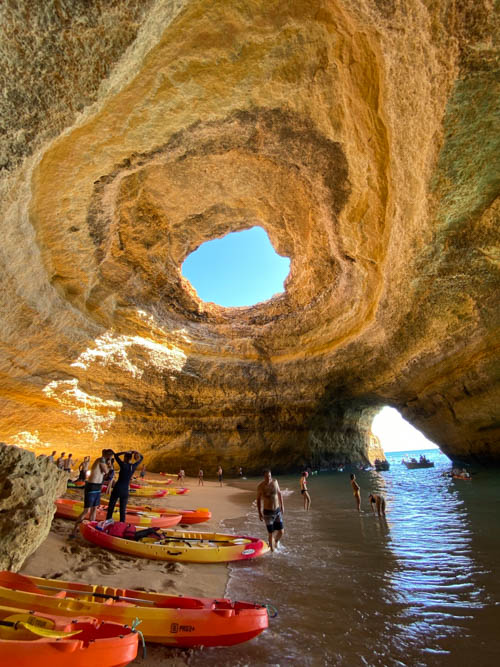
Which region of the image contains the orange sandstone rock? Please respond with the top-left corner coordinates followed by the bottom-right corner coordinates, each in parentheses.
top-left (0, 444), bottom-right (67, 570)
top-left (0, 1), bottom-right (498, 470)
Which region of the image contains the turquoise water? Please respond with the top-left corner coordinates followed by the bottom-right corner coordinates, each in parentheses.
top-left (191, 449), bottom-right (500, 666)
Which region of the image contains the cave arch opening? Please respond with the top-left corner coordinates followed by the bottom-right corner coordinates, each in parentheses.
top-left (181, 226), bottom-right (290, 307)
top-left (371, 406), bottom-right (440, 456)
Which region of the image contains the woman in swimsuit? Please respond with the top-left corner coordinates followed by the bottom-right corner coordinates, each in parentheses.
top-left (300, 471), bottom-right (311, 510)
top-left (350, 473), bottom-right (361, 512)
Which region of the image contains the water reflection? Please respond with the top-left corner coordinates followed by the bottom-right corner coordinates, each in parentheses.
top-left (382, 454), bottom-right (487, 663)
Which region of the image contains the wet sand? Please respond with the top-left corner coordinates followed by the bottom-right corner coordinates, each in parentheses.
top-left (21, 475), bottom-right (254, 665)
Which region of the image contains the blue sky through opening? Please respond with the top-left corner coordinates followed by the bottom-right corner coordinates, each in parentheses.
top-left (182, 226), bottom-right (290, 307)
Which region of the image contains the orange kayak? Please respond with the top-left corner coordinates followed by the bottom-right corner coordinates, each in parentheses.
top-left (100, 500), bottom-right (212, 524)
top-left (55, 498), bottom-right (182, 528)
top-left (0, 571), bottom-right (269, 647)
top-left (0, 603), bottom-right (138, 666)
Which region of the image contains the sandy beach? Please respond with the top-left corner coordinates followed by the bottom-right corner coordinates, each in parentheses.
top-left (20, 474), bottom-right (255, 665)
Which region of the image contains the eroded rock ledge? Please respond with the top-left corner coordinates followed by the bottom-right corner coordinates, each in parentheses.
top-left (0, 0), bottom-right (498, 470)
top-left (0, 444), bottom-right (67, 570)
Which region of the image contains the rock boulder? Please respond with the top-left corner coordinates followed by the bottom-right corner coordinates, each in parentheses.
top-left (0, 443), bottom-right (67, 571)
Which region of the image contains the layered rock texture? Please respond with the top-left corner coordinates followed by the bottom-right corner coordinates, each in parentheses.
top-left (0, 0), bottom-right (498, 470)
top-left (0, 443), bottom-right (67, 570)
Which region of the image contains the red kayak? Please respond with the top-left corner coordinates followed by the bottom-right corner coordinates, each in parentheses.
top-left (102, 500), bottom-right (212, 525)
top-left (0, 604), bottom-right (138, 666)
top-left (55, 498), bottom-right (182, 528)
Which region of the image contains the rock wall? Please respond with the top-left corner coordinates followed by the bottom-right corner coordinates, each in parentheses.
top-left (0, 1), bottom-right (498, 470)
top-left (0, 443), bottom-right (67, 571)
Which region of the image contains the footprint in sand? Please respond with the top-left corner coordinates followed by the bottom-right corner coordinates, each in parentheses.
top-left (164, 562), bottom-right (184, 574)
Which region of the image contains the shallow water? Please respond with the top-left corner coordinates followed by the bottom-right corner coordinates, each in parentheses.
top-left (190, 450), bottom-right (500, 666)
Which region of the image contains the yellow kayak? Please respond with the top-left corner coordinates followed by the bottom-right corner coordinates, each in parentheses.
top-left (129, 483), bottom-right (188, 495)
top-left (81, 521), bottom-right (269, 563)
top-left (137, 478), bottom-right (173, 486)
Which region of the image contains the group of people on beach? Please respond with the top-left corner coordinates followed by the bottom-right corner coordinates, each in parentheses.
top-left (196, 465), bottom-right (242, 486)
top-left (52, 445), bottom-right (385, 554)
top-left (70, 448), bottom-right (144, 537)
top-left (255, 469), bottom-right (387, 554)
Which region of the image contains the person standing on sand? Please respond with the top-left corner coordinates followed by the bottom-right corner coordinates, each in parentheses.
top-left (71, 449), bottom-right (112, 537)
top-left (350, 473), bottom-right (361, 511)
top-left (139, 464), bottom-right (146, 479)
top-left (257, 469), bottom-right (284, 552)
top-left (106, 450), bottom-right (144, 522)
top-left (77, 456), bottom-right (90, 481)
top-left (56, 452), bottom-right (65, 469)
top-left (47, 451), bottom-right (56, 464)
top-left (369, 493), bottom-right (386, 517)
top-left (102, 454), bottom-right (116, 494)
top-left (217, 465), bottom-right (223, 487)
top-left (198, 468), bottom-right (204, 486)
top-left (300, 471), bottom-right (311, 510)
top-left (63, 453), bottom-right (73, 473)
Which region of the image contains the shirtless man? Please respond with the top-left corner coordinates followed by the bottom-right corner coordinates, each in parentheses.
top-left (368, 493), bottom-right (386, 517)
top-left (350, 473), bottom-right (361, 512)
top-left (71, 449), bottom-right (112, 537)
top-left (257, 470), bottom-right (284, 551)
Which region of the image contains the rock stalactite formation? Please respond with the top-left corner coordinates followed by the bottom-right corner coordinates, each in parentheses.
top-left (0, 0), bottom-right (498, 471)
top-left (0, 443), bottom-right (67, 570)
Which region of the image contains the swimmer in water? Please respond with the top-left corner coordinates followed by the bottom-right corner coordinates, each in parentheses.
top-left (350, 473), bottom-right (361, 512)
top-left (300, 471), bottom-right (311, 510)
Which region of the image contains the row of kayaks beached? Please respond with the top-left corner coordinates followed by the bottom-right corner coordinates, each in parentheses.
top-left (55, 498), bottom-right (211, 526)
top-left (67, 480), bottom-right (189, 496)
top-left (0, 571), bottom-right (269, 648)
top-left (80, 520), bottom-right (269, 563)
top-left (57, 500), bottom-right (266, 562)
top-left (0, 603), bottom-right (139, 666)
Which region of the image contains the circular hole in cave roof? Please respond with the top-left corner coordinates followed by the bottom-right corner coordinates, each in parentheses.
top-left (182, 226), bottom-right (290, 307)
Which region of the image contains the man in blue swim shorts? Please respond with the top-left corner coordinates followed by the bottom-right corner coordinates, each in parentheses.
top-left (257, 469), bottom-right (284, 552)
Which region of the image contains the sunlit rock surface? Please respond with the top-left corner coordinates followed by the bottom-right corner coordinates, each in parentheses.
top-left (0, 444), bottom-right (67, 570)
top-left (0, 0), bottom-right (498, 470)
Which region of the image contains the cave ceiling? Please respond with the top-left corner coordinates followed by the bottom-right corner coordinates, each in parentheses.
top-left (0, 0), bottom-right (498, 468)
